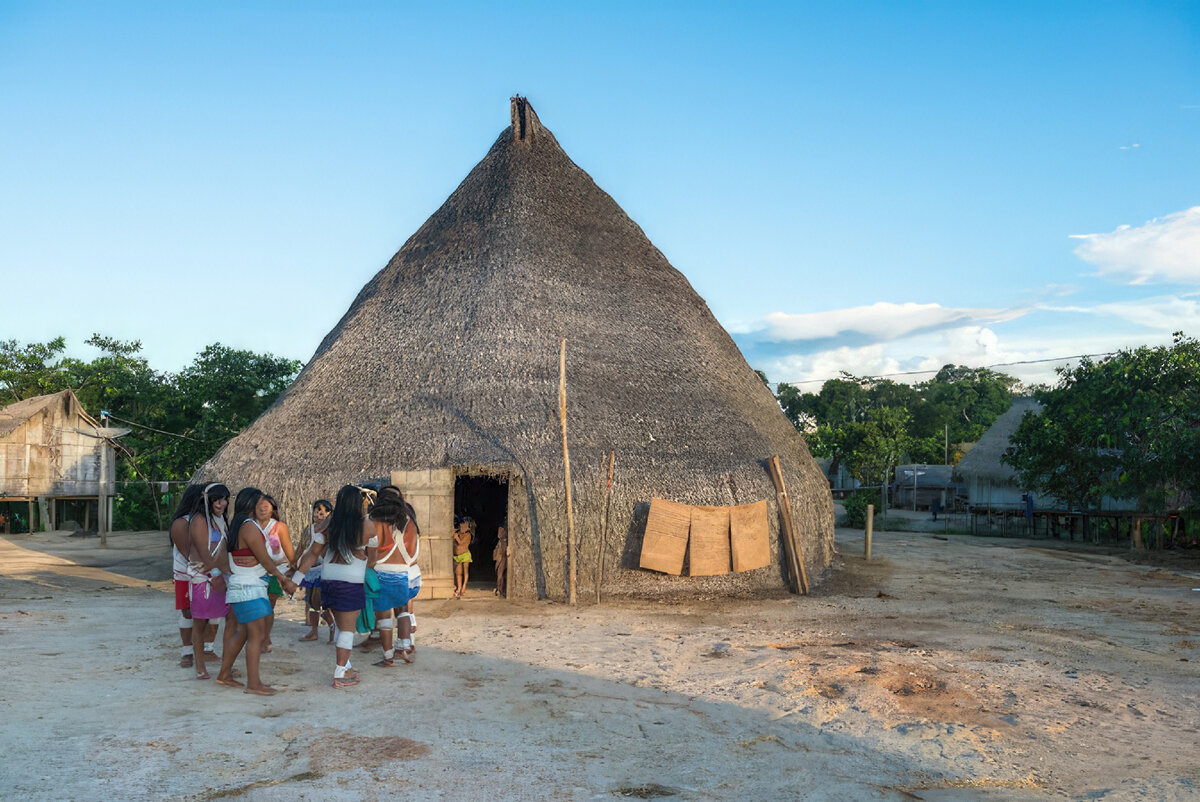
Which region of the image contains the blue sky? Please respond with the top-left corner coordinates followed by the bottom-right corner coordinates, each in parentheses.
top-left (2, 1), bottom-right (1197, 388)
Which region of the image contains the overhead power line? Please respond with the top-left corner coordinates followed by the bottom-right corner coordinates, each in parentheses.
top-left (103, 412), bottom-right (201, 441)
top-left (778, 351), bottom-right (1117, 387)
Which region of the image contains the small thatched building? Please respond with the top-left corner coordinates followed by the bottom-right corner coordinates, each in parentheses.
top-left (0, 390), bottom-right (124, 533)
top-left (197, 97), bottom-right (834, 600)
top-left (955, 398), bottom-right (1040, 510)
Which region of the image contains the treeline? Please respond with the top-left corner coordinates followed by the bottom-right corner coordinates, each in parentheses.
top-left (0, 335), bottom-right (300, 529)
top-left (1003, 333), bottom-right (1199, 516)
top-left (771, 365), bottom-right (1020, 487)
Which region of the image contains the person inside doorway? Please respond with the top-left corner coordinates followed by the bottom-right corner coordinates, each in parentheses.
top-left (493, 525), bottom-right (507, 597)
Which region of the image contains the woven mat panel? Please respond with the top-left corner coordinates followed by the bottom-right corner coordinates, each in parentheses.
top-left (688, 505), bottom-right (731, 576)
top-left (730, 498), bottom-right (770, 572)
top-left (639, 497), bottom-right (691, 575)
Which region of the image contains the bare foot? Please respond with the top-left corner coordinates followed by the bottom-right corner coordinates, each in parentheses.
top-left (398, 649), bottom-right (413, 664)
top-left (180, 653), bottom-right (194, 668)
top-left (215, 676), bottom-right (244, 688)
top-left (299, 631), bottom-right (318, 642)
top-left (373, 657), bottom-right (395, 667)
top-left (332, 676), bottom-right (359, 689)
top-left (195, 669), bottom-right (211, 680)
top-left (263, 643), bottom-right (273, 653)
top-left (244, 685), bottom-right (277, 696)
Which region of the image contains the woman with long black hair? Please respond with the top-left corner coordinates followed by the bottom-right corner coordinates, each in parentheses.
top-left (292, 485), bottom-right (377, 688)
top-left (186, 483), bottom-right (233, 680)
top-left (169, 484), bottom-right (204, 668)
top-left (215, 487), bottom-right (297, 695)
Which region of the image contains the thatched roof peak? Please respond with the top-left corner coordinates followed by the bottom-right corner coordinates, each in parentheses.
top-left (509, 95), bottom-right (543, 142)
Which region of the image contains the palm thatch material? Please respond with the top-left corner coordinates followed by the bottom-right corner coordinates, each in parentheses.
top-left (955, 398), bottom-right (1041, 484)
top-left (197, 97), bottom-right (834, 599)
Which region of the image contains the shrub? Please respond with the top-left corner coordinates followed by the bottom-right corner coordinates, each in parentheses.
top-left (843, 490), bottom-right (878, 529)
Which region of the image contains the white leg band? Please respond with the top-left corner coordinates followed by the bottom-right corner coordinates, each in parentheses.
top-left (334, 663), bottom-right (348, 678)
top-left (384, 648), bottom-right (395, 659)
top-left (335, 630), bottom-right (355, 650)
top-left (377, 618), bottom-right (393, 632)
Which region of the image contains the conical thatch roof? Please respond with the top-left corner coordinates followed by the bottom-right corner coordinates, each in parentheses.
top-left (198, 97), bottom-right (834, 599)
top-left (955, 397), bottom-right (1041, 484)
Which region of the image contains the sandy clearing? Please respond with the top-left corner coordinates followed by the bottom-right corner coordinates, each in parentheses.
top-left (1, 521), bottom-right (1198, 801)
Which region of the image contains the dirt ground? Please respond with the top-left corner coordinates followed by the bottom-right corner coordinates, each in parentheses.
top-left (1, 513), bottom-right (1198, 801)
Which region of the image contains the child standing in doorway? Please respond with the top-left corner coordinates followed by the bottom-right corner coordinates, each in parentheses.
top-left (453, 517), bottom-right (474, 599)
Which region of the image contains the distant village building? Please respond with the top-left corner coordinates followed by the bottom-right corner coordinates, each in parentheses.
top-left (891, 464), bottom-right (956, 510)
top-left (954, 398), bottom-right (1041, 512)
top-left (0, 390), bottom-right (126, 534)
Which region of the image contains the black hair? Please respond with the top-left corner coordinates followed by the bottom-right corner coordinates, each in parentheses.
top-left (168, 484), bottom-right (204, 545)
top-left (312, 499), bottom-right (332, 513)
top-left (261, 493), bottom-right (281, 521)
top-left (228, 487), bottom-right (264, 552)
top-left (326, 485), bottom-right (368, 563)
top-left (172, 484), bottom-right (204, 521)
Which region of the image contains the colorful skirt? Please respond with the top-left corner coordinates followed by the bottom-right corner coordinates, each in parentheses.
top-left (230, 596), bottom-right (272, 625)
top-left (321, 578), bottom-right (365, 613)
top-left (266, 575), bottom-right (283, 596)
top-left (189, 579), bottom-right (229, 620)
top-left (374, 571), bottom-right (413, 611)
top-left (453, 551), bottom-right (472, 564)
top-left (174, 579), bottom-right (191, 611)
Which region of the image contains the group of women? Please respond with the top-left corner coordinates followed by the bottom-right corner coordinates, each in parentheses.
top-left (169, 482), bottom-right (421, 693)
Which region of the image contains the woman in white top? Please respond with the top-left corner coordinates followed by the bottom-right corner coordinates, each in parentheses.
top-left (216, 488), bottom-right (297, 695)
top-left (292, 485), bottom-right (377, 689)
top-left (366, 486), bottom-right (420, 667)
top-left (169, 484), bottom-right (204, 667)
top-left (257, 493), bottom-right (293, 653)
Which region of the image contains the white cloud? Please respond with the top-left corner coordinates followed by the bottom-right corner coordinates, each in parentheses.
top-left (762, 302), bottom-right (1026, 343)
top-left (1045, 294), bottom-right (1200, 331)
top-left (1071, 207), bottom-right (1200, 285)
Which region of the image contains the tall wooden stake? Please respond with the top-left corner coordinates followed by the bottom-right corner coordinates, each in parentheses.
top-left (596, 450), bottom-right (615, 605)
top-left (768, 455), bottom-right (809, 595)
top-left (559, 339), bottom-right (577, 604)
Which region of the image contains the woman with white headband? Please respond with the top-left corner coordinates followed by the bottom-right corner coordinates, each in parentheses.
top-left (291, 485), bottom-right (378, 688)
top-left (186, 482), bottom-right (233, 681)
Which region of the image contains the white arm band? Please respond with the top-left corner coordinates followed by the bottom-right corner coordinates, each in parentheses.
top-left (291, 571), bottom-right (306, 586)
top-left (312, 532), bottom-right (326, 545)
top-left (209, 568), bottom-right (222, 578)
top-left (366, 536), bottom-right (379, 548)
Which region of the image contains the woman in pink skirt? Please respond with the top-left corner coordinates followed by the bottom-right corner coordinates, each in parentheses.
top-left (186, 483), bottom-right (233, 681)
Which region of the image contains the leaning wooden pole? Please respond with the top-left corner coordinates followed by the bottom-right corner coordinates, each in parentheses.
top-left (559, 339), bottom-right (577, 604)
top-left (595, 450), bottom-right (615, 605)
top-left (768, 455), bottom-right (809, 594)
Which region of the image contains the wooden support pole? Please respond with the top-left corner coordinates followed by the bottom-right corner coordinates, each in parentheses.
top-left (865, 504), bottom-right (873, 560)
top-left (1132, 518), bottom-right (1144, 551)
top-left (595, 450), bottom-right (615, 605)
top-left (768, 455), bottom-right (808, 595)
top-left (559, 339), bottom-right (577, 605)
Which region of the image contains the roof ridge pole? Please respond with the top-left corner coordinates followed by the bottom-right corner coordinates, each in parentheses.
top-left (509, 94), bottom-right (541, 142)
top-left (559, 338), bottom-right (577, 604)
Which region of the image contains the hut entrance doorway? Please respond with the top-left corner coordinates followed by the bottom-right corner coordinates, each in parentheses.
top-left (454, 475), bottom-right (508, 589)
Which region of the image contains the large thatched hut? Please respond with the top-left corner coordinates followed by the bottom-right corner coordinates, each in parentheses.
top-left (197, 97), bottom-right (834, 600)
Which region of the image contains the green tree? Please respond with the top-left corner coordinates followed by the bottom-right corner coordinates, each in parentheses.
top-left (0, 335), bottom-right (301, 529)
top-left (1004, 333), bottom-right (1200, 514)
